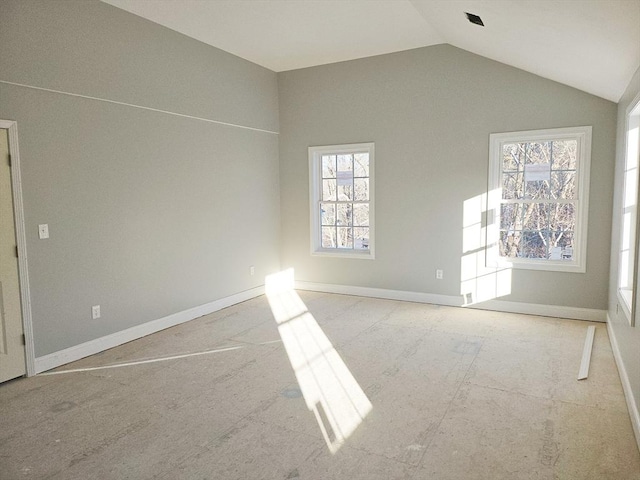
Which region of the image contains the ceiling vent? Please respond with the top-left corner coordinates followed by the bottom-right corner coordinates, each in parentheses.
top-left (465, 12), bottom-right (485, 27)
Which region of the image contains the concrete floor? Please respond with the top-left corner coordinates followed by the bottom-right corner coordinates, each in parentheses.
top-left (1, 291), bottom-right (639, 479)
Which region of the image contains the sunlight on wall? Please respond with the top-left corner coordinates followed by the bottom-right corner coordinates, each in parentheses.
top-left (265, 268), bottom-right (372, 453)
top-left (460, 191), bottom-right (512, 306)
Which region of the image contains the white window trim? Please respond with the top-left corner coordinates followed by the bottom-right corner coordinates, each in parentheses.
top-left (617, 92), bottom-right (640, 325)
top-left (309, 142), bottom-right (375, 259)
top-left (487, 126), bottom-right (592, 273)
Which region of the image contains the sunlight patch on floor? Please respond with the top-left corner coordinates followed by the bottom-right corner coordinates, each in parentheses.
top-left (265, 268), bottom-right (372, 453)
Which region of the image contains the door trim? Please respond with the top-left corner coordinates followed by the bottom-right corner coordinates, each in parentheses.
top-left (1, 120), bottom-right (35, 376)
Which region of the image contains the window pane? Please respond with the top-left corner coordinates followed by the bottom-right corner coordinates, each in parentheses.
top-left (624, 166), bottom-right (638, 208)
top-left (354, 227), bottom-right (369, 249)
top-left (337, 227), bottom-right (352, 248)
top-left (500, 203), bottom-right (523, 230)
top-left (550, 203), bottom-right (575, 231)
top-left (502, 143), bottom-right (524, 172)
top-left (337, 154), bottom-right (353, 172)
top-left (321, 203), bottom-right (336, 226)
top-left (321, 227), bottom-right (336, 248)
top-left (523, 203), bottom-right (551, 231)
top-left (551, 140), bottom-right (577, 170)
top-left (521, 230), bottom-right (549, 259)
top-left (322, 155), bottom-right (336, 178)
top-left (551, 171), bottom-right (575, 199)
top-left (622, 211), bottom-right (632, 250)
top-left (526, 142), bottom-right (552, 165)
top-left (322, 179), bottom-right (336, 201)
top-left (353, 204), bottom-right (369, 226)
top-left (620, 251), bottom-right (630, 287)
top-left (549, 231), bottom-right (574, 260)
top-left (499, 230), bottom-right (521, 258)
top-left (354, 154), bottom-right (369, 177)
top-left (502, 173), bottom-right (524, 199)
top-left (337, 204), bottom-right (352, 226)
top-left (337, 168), bottom-right (353, 200)
top-left (354, 178), bottom-right (369, 201)
top-left (525, 180), bottom-right (550, 199)
top-left (500, 203), bottom-right (575, 261)
top-left (338, 183), bottom-right (353, 201)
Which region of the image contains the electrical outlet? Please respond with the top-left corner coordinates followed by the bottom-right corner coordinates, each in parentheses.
top-left (38, 224), bottom-right (49, 239)
top-left (92, 305), bottom-right (101, 319)
top-left (250, 265), bottom-right (255, 276)
top-left (436, 269), bottom-right (443, 280)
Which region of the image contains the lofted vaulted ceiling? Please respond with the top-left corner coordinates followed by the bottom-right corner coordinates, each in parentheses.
top-left (101, 0), bottom-right (640, 102)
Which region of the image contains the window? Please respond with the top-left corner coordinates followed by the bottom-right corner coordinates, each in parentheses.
top-left (309, 143), bottom-right (374, 258)
top-left (487, 126), bottom-right (591, 272)
top-left (618, 94), bottom-right (640, 323)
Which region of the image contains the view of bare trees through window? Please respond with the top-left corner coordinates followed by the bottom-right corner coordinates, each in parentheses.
top-left (500, 140), bottom-right (578, 260)
top-left (320, 153), bottom-right (369, 250)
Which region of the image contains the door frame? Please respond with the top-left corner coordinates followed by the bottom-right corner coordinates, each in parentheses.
top-left (1, 119), bottom-right (35, 376)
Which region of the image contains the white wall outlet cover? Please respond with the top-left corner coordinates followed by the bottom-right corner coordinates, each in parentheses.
top-left (92, 305), bottom-right (101, 319)
top-left (38, 224), bottom-right (49, 239)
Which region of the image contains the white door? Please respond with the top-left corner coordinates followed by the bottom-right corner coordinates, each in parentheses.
top-left (0, 127), bottom-right (26, 382)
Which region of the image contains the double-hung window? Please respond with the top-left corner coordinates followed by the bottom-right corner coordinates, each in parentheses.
top-left (618, 95), bottom-right (640, 322)
top-left (309, 143), bottom-right (374, 258)
top-left (487, 126), bottom-right (591, 272)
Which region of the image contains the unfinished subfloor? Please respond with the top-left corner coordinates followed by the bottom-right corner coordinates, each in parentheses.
top-left (1, 291), bottom-right (639, 479)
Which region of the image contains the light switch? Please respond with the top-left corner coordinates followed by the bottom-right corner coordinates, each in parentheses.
top-left (38, 224), bottom-right (49, 239)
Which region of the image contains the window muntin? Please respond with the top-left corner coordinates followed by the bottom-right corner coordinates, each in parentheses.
top-left (488, 127), bottom-right (591, 272)
top-left (309, 143), bottom-right (374, 258)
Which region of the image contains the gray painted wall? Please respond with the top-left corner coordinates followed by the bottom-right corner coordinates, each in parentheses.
top-left (0, 1), bottom-right (623, 366)
top-left (0, 0), bottom-right (280, 357)
top-left (278, 45), bottom-right (617, 310)
top-left (608, 65), bottom-right (640, 422)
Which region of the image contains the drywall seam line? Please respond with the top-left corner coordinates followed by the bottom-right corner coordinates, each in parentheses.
top-left (577, 325), bottom-right (596, 380)
top-left (0, 80), bottom-right (279, 135)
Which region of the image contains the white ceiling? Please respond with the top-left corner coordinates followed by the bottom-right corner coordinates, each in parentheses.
top-left (101, 0), bottom-right (640, 102)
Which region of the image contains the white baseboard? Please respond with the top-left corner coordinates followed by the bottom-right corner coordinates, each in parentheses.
top-left (295, 281), bottom-right (462, 307)
top-left (473, 299), bottom-right (606, 322)
top-left (294, 281), bottom-right (606, 322)
top-left (34, 286), bottom-right (265, 374)
top-left (607, 316), bottom-right (640, 453)
top-left (35, 281), bottom-right (606, 374)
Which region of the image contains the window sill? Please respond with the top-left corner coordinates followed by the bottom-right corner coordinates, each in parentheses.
top-left (617, 288), bottom-right (632, 323)
top-left (311, 249), bottom-right (375, 260)
top-left (489, 258), bottom-right (585, 273)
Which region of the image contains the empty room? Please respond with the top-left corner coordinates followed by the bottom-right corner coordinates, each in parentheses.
top-left (1, 0), bottom-right (640, 478)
